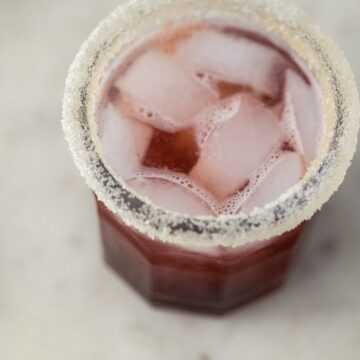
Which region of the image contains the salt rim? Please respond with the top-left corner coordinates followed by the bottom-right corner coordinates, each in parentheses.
top-left (62, 0), bottom-right (360, 247)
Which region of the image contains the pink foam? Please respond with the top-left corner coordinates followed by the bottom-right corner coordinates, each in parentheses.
top-left (128, 176), bottom-right (215, 216)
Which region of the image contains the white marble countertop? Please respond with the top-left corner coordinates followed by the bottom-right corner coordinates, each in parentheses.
top-left (1, 1), bottom-right (359, 359)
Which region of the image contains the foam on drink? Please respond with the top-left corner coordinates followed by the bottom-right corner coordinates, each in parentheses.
top-left (96, 21), bottom-right (323, 216)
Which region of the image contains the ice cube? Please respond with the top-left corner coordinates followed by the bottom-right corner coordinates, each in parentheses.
top-left (190, 95), bottom-right (283, 200)
top-left (285, 70), bottom-right (323, 164)
top-left (242, 152), bottom-right (304, 210)
top-left (116, 50), bottom-right (214, 129)
top-left (99, 104), bottom-right (152, 179)
top-left (280, 90), bottom-right (305, 155)
top-left (128, 177), bottom-right (215, 216)
top-left (176, 29), bottom-right (287, 99)
top-left (115, 89), bottom-right (181, 133)
top-left (131, 119), bottom-right (154, 163)
top-left (193, 96), bottom-right (241, 148)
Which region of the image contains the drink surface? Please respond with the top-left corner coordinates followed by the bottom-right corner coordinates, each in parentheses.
top-left (96, 21), bottom-right (323, 216)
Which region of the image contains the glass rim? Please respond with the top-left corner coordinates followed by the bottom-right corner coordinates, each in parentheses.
top-left (62, 0), bottom-right (359, 247)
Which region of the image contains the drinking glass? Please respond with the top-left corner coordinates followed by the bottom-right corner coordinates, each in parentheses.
top-left (62, 0), bottom-right (359, 313)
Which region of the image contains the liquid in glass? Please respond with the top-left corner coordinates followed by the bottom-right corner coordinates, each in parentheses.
top-left (94, 21), bottom-right (322, 312)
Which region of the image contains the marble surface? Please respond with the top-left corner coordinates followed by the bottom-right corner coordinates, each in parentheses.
top-left (1, 1), bottom-right (360, 359)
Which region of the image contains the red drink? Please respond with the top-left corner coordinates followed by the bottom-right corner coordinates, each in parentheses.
top-left (97, 22), bottom-right (323, 216)
top-left (97, 200), bottom-right (304, 312)
top-left (63, 0), bottom-right (360, 313)
top-left (94, 21), bottom-right (320, 312)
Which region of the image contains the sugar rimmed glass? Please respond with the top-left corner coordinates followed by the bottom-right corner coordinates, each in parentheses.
top-left (62, 0), bottom-right (359, 312)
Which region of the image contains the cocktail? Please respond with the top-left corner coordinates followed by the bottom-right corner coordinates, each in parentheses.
top-left (62, 0), bottom-right (359, 312)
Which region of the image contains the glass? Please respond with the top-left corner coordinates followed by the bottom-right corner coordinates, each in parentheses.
top-left (96, 198), bottom-right (305, 312)
top-left (62, 0), bottom-right (359, 313)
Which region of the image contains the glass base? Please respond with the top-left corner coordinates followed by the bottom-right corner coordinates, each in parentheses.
top-left (96, 198), bottom-right (304, 313)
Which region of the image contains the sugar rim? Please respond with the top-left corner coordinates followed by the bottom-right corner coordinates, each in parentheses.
top-left (62, 0), bottom-right (359, 247)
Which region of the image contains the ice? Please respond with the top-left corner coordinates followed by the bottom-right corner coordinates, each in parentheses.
top-left (128, 177), bottom-right (215, 216)
top-left (190, 95), bottom-right (283, 200)
top-left (115, 49), bottom-right (214, 130)
top-left (242, 152), bottom-right (304, 211)
top-left (285, 70), bottom-right (323, 164)
top-left (280, 90), bottom-right (305, 155)
top-left (97, 26), bottom-right (323, 216)
top-left (142, 127), bottom-right (200, 174)
top-left (219, 145), bottom-right (285, 214)
top-left (130, 119), bottom-right (154, 163)
top-left (176, 29), bottom-right (287, 99)
top-left (99, 104), bottom-right (152, 179)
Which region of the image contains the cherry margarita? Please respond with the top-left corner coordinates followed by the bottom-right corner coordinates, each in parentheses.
top-left (63, 0), bottom-right (359, 313)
